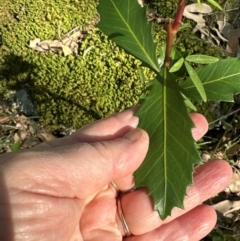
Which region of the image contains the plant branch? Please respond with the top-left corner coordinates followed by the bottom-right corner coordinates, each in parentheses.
top-left (172, 0), bottom-right (186, 33)
top-left (164, 0), bottom-right (186, 67)
top-left (164, 20), bottom-right (173, 68)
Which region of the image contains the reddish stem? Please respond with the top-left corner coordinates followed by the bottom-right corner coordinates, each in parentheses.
top-left (172, 0), bottom-right (186, 34)
top-left (163, 0), bottom-right (186, 68)
top-left (164, 20), bottom-right (173, 68)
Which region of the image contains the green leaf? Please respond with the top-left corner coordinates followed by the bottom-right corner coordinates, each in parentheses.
top-left (206, 0), bottom-right (222, 10)
top-left (97, 0), bottom-right (159, 72)
top-left (138, 66), bottom-right (145, 85)
top-left (181, 58), bottom-right (240, 102)
top-left (135, 71), bottom-right (201, 219)
top-left (179, 22), bottom-right (192, 31)
top-left (12, 141), bottom-right (21, 151)
top-left (186, 55), bottom-right (219, 64)
top-left (182, 94), bottom-right (197, 111)
top-left (169, 57), bottom-right (184, 73)
top-left (196, 0), bottom-right (202, 10)
top-left (184, 61), bottom-right (207, 102)
top-left (158, 45), bottom-right (166, 68)
top-left (171, 46), bottom-right (184, 60)
top-left (195, 0), bottom-right (222, 11)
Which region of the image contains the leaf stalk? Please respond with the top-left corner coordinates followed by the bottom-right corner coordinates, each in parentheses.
top-left (164, 0), bottom-right (186, 68)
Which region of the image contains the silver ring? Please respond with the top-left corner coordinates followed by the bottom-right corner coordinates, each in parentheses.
top-left (117, 196), bottom-right (132, 236)
top-left (110, 181), bottom-right (119, 193)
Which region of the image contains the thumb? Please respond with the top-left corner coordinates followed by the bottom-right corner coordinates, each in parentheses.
top-left (3, 128), bottom-right (149, 199)
top-left (70, 128), bottom-right (149, 198)
top-left (190, 113), bottom-right (208, 141)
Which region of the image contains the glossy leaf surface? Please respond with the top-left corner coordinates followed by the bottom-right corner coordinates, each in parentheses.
top-left (186, 55), bottom-right (219, 64)
top-left (169, 57), bottom-right (184, 73)
top-left (135, 72), bottom-right (201, 219)
top-left (181, 58), bottom-right (240, 102)
top-left (182, 94), bottom-right (197, 111)
top-left (184, 61), bottom-right (207, 102)
top-left (97, 0), bottom-right (159, 72)
top-left (198, 0), bottom-right (222, 9)
top-left (206, 0), bottom-right (222, 10)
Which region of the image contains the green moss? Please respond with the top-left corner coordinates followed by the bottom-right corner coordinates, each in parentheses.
top-left (0, 0), bottom-right (154, 129)
top-left (148, 0), bottom-right (178, 19)
top-left (0, 0), bottom-right (227, 129)
top-left (28, 28), bottom-right (148, 128)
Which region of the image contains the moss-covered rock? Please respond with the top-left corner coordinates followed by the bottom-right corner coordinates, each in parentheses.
top-left (30, 29), bottom-right (148, 128)
top-left (0, 0), bottom-right (153, 129)
top-left (0, 0), bottom-right (227, 129)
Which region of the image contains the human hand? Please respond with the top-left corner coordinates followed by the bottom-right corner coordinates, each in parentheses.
top-left (0, 109), bottom-right (232, 241)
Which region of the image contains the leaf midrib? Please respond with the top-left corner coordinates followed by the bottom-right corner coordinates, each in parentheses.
top-left (110, 0), bottom-right (159, 72)
top-left (184, 72), bottom-right (240, 90)
top-left (163, 69), bottom-right (167, 210)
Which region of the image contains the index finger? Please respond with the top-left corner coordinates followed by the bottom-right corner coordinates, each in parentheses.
top-left (37, 108), bottom-right (139, 149)
top-left (37, 111), bottom-right (208, 150)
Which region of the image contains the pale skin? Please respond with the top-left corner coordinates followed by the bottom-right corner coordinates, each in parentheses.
top-left (0, 109), bottom-right (232, 241)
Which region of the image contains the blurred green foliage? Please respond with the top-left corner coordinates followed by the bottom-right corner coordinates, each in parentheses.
top-left (202, 225), bottom-right (240, 241)
top-left (149, 0), bottom-right (224, 57)
top-left (0, 0), bottom-right (225, 129)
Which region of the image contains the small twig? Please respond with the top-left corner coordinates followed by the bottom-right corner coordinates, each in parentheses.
top-left (224, 8), bottom-right (240, 12)
top-left (1, 125), bottom-right (18, 130)
top-left (217, 224), bottom-right (236, 231)
top-left (172, 0), bottom-right (186, 34)
top-left (233, 10), bottom-right (240, 26)
top-left (164, 19), bottom-right (173, 68)
top-left (208, 108), bottom-right (240, 126)
top-left (164, 0), bottom-right (186, 67)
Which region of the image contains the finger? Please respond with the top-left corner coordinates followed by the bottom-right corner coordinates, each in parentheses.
top-left (166, 159), bottom-right (232, 222)
top-left (37, 111), bottom-right (206, 150)
top-left (4, 128), bottom-right (149, 199)
top-left (112, 113), bottom-right (209, 192)
top-left (190, 113), bottom-right (208, 141)
top-left (37, 108), bottom-right (139, 149)
top-left (119, 159), bottom-right (232, 235)
top-left (125, 205), bottom-right (216, 241)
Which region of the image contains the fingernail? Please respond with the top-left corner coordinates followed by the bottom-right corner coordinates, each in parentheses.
top-left (130, 116), bottom-right (139, 128)
top-left (124, 128), bottom-right (143, 142)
